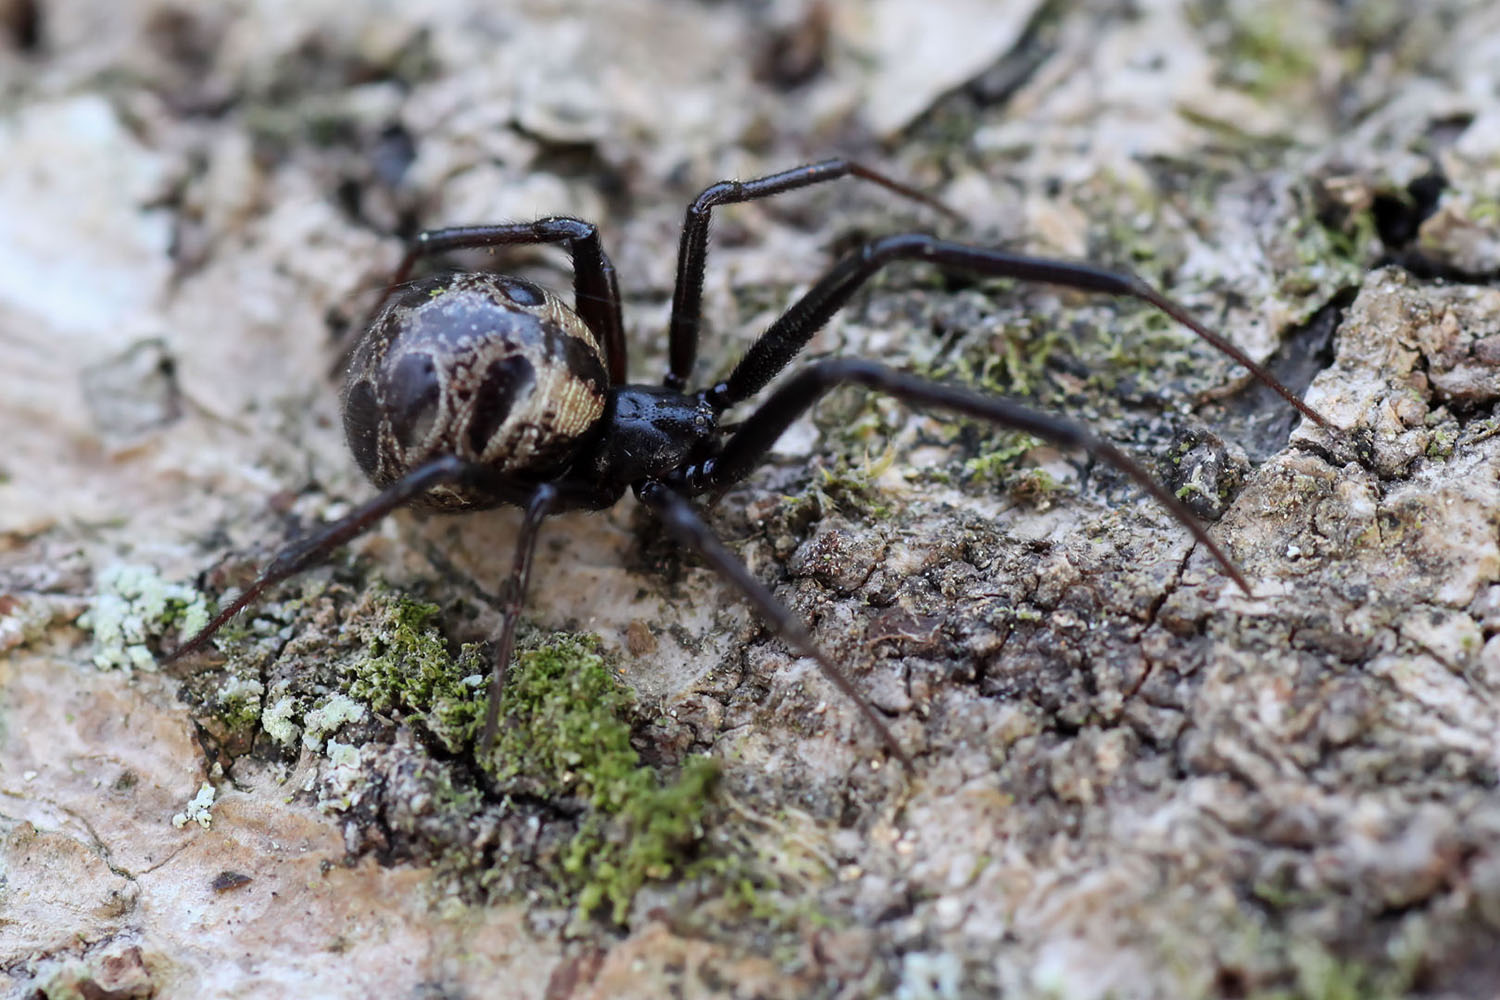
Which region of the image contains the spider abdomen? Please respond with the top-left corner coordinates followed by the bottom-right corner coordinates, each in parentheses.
top-left (342, 272), bottom-right (609, 510)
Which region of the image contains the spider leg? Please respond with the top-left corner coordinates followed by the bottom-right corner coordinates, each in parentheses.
top-left (359, 218), bottom-right (628, 384)
top-left (665, 159), bottom-right (958, 391)
top-left (479, 483), bottom-right (559, 750)
top-left (682, 359), bottom-right (1253, 596)
top-left (162, 455), bottom-right (537, 665)
top-left (635, 479), bottom-right (913, 770)
top-left (704, 234), bottom-right (1328, 430)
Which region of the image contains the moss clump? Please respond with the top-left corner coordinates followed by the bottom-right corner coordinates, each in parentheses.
top-left (1244, 937), bottom-right (1418, 1000)
top-left (787, 453), bottom-right (899, 522)
top-left (349, 602), bottom-right (719, 923)
top-left (348, 595), bottom-right (485, 753)
top-left (1289, 178), bottom-right (1381, 299)
top-left (962, 434), bottom-right (1044, 485)
top-left (1004, 467), bottom-right (1062, 508)
top-left (1424, 423), bottom-right (1458, 460)
top-left (486, 634), bottom-right (719, 923)
top-left (1190, 0), bottom-right (1322, 100)
top-left (917, 309), bottom-right (1064, 403)
top-left (215, 674), bottom-right (266, 731)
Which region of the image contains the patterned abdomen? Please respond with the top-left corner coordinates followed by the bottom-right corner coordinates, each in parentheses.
top-left (341, 273), bottom-right (610, 510)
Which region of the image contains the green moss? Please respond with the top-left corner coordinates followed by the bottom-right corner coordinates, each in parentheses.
top-left (215, 673), bottom-right (267, 731)
top-left (347, 595), bottom-right (486, 754)
top-left (714, 869), bottom-right (838, 945)
top-left (1005, 467), bottom-right (1062, 508)
top-left (1288, 181), bottom-right (1380, 299)
top-left (963, 434), bottom-right (1043, 484)
top-left (771, 450), bottom-right (901, 528)
top-left (684, 812), bottom-right (850, 944)
top-left (1318, 204), bottom-right (1380, 269)
top-left (1192, 0), bottom-right (1323, 99)
top-left (1425, 425), bottom-right (1457, 460)
top-left (195, 589), bottom-right (718, 923)
top-left (906, 308), bottom-right (1064, 487)
top-left (1248, 939), bottom-right (1414, 1000)
top-left (817, 453), bottom-right (898, 519)
top-left (923, 312), bottom-right (1063, 401)
top-left (1469, 197), bottom-right (1500, 225)
top-left (485, 634), bottom-right (719, 923)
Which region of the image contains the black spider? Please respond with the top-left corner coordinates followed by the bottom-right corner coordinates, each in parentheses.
top-left (166, 159), bottom-right (1327, 767)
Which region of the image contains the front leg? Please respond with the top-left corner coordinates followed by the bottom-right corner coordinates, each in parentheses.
top-left (163, 454), bottom-right (486, 664)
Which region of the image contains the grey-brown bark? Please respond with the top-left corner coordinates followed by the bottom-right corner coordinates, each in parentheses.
top-left (3, 2), bottom-right (1500, 998)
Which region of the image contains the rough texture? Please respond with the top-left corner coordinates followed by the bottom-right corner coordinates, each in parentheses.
top-left (3, 1), bottom-right (1500, 998)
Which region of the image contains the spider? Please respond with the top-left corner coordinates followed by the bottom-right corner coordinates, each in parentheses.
top-left (166, 158), bottom-right (1328, 768)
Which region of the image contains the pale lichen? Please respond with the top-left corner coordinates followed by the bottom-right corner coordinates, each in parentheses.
top-left (319, 739), bottom-right (366, 813)
top-left (78, 564), bottom-right (209, 672)
top-left (171, 782), bottom-right (217, 829)
top-left (896, 951), bottom-right (964, 1000)
top-left (260, 687), bottom-right (301, 747)
top-left (301, 693), bottom-right (367, 752)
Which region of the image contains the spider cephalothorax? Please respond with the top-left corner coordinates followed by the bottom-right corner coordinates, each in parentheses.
top-left (168, 159), bottom-right (1329, 767)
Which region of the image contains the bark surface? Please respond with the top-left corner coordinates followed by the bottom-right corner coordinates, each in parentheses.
top-left (3, 2), bottom-right (1500, 997)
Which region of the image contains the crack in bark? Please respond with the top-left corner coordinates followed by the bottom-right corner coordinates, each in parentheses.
top-left (1123, 539), bottom-right (1194, 704)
